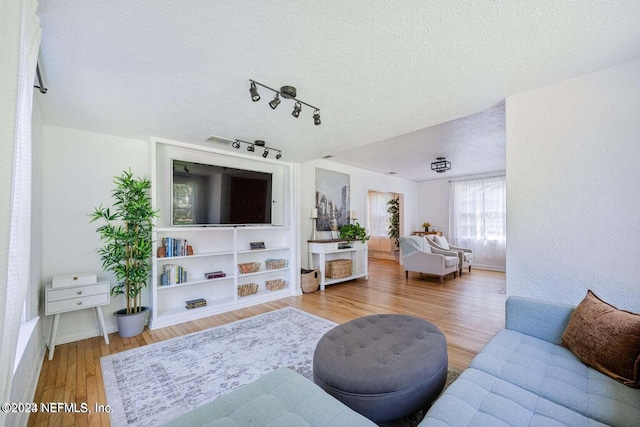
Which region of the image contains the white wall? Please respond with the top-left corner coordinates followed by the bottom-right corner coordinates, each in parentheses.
top-left (506, 59), bottom-right (640, 312)
top-left (298, 159), bottom-right (418, 268)
top-left (416, 179), bottom-right (450, 236)
top-left (42, 126), bottom-right (150, 343)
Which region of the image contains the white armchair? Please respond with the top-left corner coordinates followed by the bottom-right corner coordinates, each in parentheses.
top-left (425, 235), bottom-right (473, 276)
top-left (399, 236), bottom-right (459, 284)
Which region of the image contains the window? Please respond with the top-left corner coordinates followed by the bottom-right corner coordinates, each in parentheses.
top-left (449, 176), bottom-right (506, 270)
top-left (367, 191), bottom-right (394, 237)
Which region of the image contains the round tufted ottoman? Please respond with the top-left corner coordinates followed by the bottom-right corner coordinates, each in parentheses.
top-left (313, 314), bottom-right (448, 423)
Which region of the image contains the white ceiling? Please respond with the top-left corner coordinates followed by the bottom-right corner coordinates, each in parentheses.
top-left (36, 1), bottom-right (640, 181)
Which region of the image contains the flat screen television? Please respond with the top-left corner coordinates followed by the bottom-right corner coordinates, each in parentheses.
top-left (171, 159), bottom-right (273, 226)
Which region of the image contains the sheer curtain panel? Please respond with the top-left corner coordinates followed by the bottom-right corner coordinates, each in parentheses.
top-left (449, 176), bottom-right (506, 270)
top-left (0, 0), bottom-right (41, 405)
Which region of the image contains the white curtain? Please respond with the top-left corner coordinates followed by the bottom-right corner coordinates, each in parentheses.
top-left (449, 176), bottom-right (506, 270)
top-left (0, 0), bottom-right (41, 405)
top-left (367, 191), bottom-right (395, 252)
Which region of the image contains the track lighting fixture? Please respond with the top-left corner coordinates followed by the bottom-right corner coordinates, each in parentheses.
top-left (249, 79), bottom-right (321, 125)
top-left (233, 139), bottom-right (283, 160)
top-left (269, 93), bottom-right (281, 109)
top-left (431, 157), bottom-right (451, 173)
top-left (292, 102), bottom-right (302, 118)
top-left (249, 82), bottom-right (260, 102)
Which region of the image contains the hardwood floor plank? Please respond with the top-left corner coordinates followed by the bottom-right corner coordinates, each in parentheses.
top-left (29, 259), bottom-right (505, 426)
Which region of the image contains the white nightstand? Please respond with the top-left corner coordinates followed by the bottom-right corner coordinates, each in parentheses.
top-left (45, 281), bottom-right (111, 360)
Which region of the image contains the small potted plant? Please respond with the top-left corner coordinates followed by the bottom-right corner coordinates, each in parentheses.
top-left (339, 222), bottom-right (369, 244)
top-left (89, 169), bottom-right (158, 338)
top-left (422, 222), bottom-right (431, 232)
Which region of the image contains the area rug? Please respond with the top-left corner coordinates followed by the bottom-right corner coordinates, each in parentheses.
top-left (101, 307), bottom-right (464, 427)
top-left (101, 307), bottom-right (337, 426)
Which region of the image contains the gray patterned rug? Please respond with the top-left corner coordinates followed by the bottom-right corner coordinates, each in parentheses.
top-left (101, 307), bottom-right (337, 427)
top-left (101, 307), bottom-right (463, 427)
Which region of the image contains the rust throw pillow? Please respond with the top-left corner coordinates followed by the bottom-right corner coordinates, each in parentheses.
top-left (562, 290), bottom-right (640, 387)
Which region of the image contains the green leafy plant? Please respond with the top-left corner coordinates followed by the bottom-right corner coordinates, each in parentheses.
top-left (89, 169), bottom-right (159, 315)
top-left (339, 222), bottom-right (369, 244)
top-left (387, 197), bottom-right (400, 248)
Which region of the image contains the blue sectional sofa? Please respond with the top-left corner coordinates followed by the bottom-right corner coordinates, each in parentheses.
top-left (421, 296), bottom-right (640, 426)
top-left (164, 296), bottom-right (640, 426)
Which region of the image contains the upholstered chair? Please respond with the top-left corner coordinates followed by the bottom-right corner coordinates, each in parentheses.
top-left (399, 236), bottom-right (459, 284)
top-left (425, 235), bottom-right (473, 276)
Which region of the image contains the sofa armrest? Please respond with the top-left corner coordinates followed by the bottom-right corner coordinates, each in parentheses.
top-left (505, 296), bottom-right (575, 345)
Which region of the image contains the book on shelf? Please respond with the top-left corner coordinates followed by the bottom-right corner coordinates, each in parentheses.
top-left (205, 271), bottom-right (226, 279)
top-left (161, 264), bottom-right (187, 286)
top-left (185, 298), bottom-right (207, 309)
top-left (162, 237), bottom-right (190, 257)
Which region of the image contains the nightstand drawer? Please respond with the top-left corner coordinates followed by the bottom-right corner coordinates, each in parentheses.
top-left (47, 293), bottom-right (110, 314)
top-left (46, 282), bottom-right (110, 302)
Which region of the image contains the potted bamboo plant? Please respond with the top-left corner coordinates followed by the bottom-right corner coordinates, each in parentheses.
top-left (89, 169), bottom-right (158, 338)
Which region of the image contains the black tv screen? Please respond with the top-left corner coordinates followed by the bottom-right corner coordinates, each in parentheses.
top-left (171, 159), bottom-right (273, 225)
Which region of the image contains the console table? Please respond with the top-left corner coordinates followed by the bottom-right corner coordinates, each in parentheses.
top-left (412, 231), bottom-right (443, 237)
top-left (45, 281), bottom-right (110, 360)
top-left (308, 240), bottom-right (368, 290)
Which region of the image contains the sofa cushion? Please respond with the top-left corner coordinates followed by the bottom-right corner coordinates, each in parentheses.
top-left (469, 329), bottom-right (640, 427)
top-left (444, 256), bottom-right (457, 268)
top-left (433, 235), bottom-right (449, 249)
top-left (162, 368), bottom-right (376, 427)
top-left (562, 290), bottom-right (640, 387)
top-left (420, 368), bottom-right (607, 426)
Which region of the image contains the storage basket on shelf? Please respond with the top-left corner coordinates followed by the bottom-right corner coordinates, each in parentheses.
top-left (238, 262), bottom-right (261, 274)
top-left (325, 259), bottom-right (352, 279)
top-left (238, 283), bottom-right (259, 297)
top-left (265, 258), bottom-right (287, 270)
top-left (300, 269), bottom-right (320, 293)
top-left (265, 279), bottom-right (287, 291)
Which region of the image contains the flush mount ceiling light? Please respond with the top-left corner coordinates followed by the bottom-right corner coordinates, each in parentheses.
top-left (431, 157), bottom-right (451, 173)
top-left (233, 139), bottom-right (283, 160)
top-left (249, 79), bottom-right (321, 125)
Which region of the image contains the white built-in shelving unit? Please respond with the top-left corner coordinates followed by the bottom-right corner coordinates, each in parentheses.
top-left (149, 138), bottom-right (297, 329)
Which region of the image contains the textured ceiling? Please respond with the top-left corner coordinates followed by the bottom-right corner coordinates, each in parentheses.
top-left (36, 1), bottom-right (640, 180)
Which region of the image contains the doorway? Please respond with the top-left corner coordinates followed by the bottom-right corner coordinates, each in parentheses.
top-left (367, 191), bottom-right (403, 260)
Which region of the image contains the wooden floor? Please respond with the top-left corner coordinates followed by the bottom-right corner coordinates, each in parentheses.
top-left (29, 258), bottom-right (506, 427)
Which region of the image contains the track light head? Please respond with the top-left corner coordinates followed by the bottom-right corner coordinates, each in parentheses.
top-left (269, 93), bottom-right (281, 109)
top-left (275, 151), bottom-right (282, 160)
top-left (262, 148), bottom-right (269, 158)
top-left (250, 82), bottom-right (260, 102)
top-left (313, 109), bottom-right (321, 126)
top-left (232, 141), bottom-right (241, 149)
top-left (292, 102), bottom-right (302, 118)
top-left (247, 144), bottom-right (255, 152)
